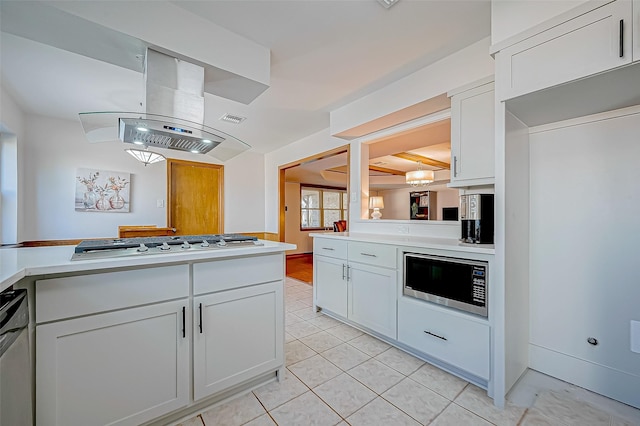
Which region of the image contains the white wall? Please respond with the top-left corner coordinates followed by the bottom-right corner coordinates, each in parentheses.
top-left (223, 150), bottom-right (266, 233)
top-left (491, 0), bottom-right (588, 46)
top-left (22, 115), bottom-right (167, 240)
top-left (0, 83), bottom-right (25, 243)
top-left (264, 128), bottom-right (347, 233)
top-left (284, 182), bottom-right (314, 254)
top-left (19, 114), bottom-right (265, 240)
top-left (330, 37), bottom-right (494, 136)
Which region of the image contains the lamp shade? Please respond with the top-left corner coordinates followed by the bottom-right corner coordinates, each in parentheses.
top-left (369, 196), bottom-right (384, 209)
top-left (406, 169), bottom-right (434, 186)
top-left (125, 148), bottom-right (166, 166)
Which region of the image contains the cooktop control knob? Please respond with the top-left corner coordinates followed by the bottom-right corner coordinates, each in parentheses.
top-left (181, 241), bottom-right (190, 249)
top-left (137, 243), bottom-right (148, 252)
top-left (160, 242), bottom-right (171, 251)
top-left (200, 240), bottom-right (210, 248)
top-left (216, 240), bottom-right (227, 247)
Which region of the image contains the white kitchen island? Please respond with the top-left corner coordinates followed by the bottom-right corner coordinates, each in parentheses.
top-left (1, 240), bottom-right (295, 426)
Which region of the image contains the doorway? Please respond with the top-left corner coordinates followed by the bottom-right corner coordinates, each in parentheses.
top-left (278, 145), bottom-right (350, 283)
top-left (167, 159), bottom-right (224, 235)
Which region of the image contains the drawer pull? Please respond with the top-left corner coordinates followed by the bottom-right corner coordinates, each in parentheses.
top-left (424, 330), bottom-right (447, 341)
top-left (322, 247), bottom-right (335, 251)
top-left (360, 253), bottom-right (377, 257)
top-left (182, 306), bottom-right (186, 338)
top-left (619, 19), bottom-right (624, 58)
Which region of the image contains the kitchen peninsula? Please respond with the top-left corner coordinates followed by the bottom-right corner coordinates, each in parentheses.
top-left (311, 232), bottom-right (496, 398)
top-left (1, 240), bottom-right (294, 426)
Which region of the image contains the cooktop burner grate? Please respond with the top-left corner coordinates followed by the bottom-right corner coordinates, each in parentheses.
top-left (73, 234), bottom-right (259, 255)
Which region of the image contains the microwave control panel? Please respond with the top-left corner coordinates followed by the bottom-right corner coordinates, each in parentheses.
top-left (472, 266), bottom-right (486, 304)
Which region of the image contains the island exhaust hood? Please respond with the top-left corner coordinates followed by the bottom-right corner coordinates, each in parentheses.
top-left (79, 48), bottom-right (251, 161)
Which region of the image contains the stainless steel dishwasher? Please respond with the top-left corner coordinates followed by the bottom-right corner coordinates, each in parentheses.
top-left (0, 289), bottom-right (32, 426)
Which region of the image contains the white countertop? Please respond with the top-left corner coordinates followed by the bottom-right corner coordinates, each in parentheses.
top-left (309, 232), bottom-right (495, 255)
top-left (0, 241), bottom-right (296, 293)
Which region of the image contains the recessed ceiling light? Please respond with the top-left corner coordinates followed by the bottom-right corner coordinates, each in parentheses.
top-left (377, 0), bottom-right (399, 9)
top-left (220, 113), bottom-right (247, 124)
top-left (133, 140), bottom-right (145, 145)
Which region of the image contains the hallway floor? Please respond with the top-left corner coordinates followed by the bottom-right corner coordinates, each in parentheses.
top-left (174, 278), bottom-right (640, 426)
top-left (285, 254), bottom-right (313, 285)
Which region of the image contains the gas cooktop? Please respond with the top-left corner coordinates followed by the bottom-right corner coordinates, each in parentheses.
top-left (71, 234), bottom-right (263, 261)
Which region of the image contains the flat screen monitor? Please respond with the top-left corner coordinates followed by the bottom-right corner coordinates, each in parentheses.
top-left (442, 207), bottom-right (459, 221)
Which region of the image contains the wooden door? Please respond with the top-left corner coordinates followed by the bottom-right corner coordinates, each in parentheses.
top-left (168, 159), bottom-right (223, 235)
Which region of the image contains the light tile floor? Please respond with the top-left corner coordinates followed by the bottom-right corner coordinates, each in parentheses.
top-left (175, 278), bottom-right (640, 426)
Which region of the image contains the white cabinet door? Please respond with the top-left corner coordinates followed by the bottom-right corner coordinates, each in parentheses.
top-left (449, 80), bottom-right (495, 187)
top-left (36, 300), bottom-right (189, 426)
top-left (193, 282), bottom-right (284, 401)
top-left (314, 255), bottom-right (348, 317)
top-left (497, 0), bottom-right (632, 101)
top-left (348, 262), bottom-right (397, 339)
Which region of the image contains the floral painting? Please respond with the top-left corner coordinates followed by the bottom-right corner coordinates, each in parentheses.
top-left (75, 168), bottom-right (130, 212)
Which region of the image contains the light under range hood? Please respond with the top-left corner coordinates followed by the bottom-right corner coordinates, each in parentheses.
top-left (79, 49), bottom-right (250, 162)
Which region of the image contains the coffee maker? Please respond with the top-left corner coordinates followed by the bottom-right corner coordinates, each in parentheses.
top-left (460, 194), bottom-right (494, 244)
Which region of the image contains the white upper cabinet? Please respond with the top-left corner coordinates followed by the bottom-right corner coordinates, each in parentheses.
top-left (448, 78), bottom-right (495, 188)
top-left (496, 0), bottom-right (633, 102)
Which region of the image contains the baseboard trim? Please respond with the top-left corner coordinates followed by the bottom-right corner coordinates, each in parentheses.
top-left (286, 253), bottom-right (312, 259)
top-left (529, 344), bottom-right (640, 409)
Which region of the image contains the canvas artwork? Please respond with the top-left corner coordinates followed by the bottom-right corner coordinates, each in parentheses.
top-left (75, 168), bottom-right (131, 212)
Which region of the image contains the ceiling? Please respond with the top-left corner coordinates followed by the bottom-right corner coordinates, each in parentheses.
top-left (0, 1), bottom-right (490, 155)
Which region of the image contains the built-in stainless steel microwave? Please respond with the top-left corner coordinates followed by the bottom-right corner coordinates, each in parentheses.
top-left (403, 253), bottom-right (488, 317)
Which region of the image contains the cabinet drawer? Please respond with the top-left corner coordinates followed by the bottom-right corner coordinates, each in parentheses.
top-left (193, 253), bottom-right (283, 295)
top-left (348, 242), bottom-right (396, 268)
top-left (398, 297), bottom-right (490, 380)
top-left (314, 238), bottom-right (347, 259)
top-left (36, 265), bottom-right (189, 323)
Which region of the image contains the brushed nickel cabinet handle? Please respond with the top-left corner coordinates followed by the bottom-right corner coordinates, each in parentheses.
top-left (360, 253), bottom-right (377, 257)
top-left (322, 247), bottom-right (335, 251)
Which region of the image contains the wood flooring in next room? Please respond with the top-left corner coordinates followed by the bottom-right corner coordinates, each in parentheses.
top-left (286, 254), bottom-right (313, 285)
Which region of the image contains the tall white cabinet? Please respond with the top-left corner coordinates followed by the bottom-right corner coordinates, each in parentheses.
top-left (492, 0), bottom-right (640, 410)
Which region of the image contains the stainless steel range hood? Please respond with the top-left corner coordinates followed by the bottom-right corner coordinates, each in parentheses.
top-left (79, 48), bottom-right (250, 161)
